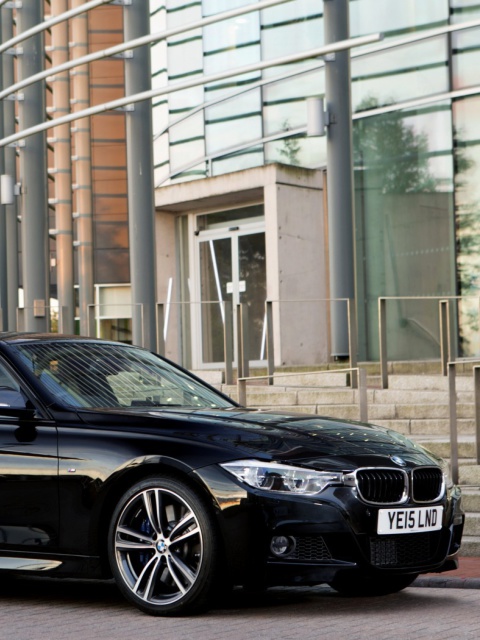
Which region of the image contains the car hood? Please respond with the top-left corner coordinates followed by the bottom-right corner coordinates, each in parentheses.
top-left (77, 406), bottom-right (440, 470)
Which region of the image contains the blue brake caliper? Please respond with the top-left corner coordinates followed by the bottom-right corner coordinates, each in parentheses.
top-left (140, 517), bottom-right (153, 566)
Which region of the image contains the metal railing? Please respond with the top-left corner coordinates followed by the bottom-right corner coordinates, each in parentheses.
top-left (265, 297), bottom-right (358, 387)
top-left (237, 367), bottom-right (368, 422)
top-left (156, 300), bottom-right (235, 385)
top-left (447, 360), bottom-right (480, 484)
top-left (155, 297), bottom-right (358, 389)
top-left (378, 295), bottom-right (480, 389)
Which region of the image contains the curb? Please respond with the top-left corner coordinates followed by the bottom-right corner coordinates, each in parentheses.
top-left (414, 576), bottom-right (480, 589)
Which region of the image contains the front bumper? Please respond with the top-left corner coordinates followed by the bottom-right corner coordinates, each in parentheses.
top-left (195, 465), bottom-right (465, 588)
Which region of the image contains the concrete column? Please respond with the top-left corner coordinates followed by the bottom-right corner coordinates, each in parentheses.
top-left (324, 0), bottom-right (356, 357)
top-left (51, 0), bottom-right (75, 334)
top-left (16, 0), bottom-right (49, 332)
top-left (123, 0), bottom-right (157, 350)
top-left (71, 0), bottom-right (95, 336)
top-left (2, 8), bottom-right (19, 331)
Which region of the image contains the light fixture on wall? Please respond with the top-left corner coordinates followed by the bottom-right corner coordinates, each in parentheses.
top-left (0, 174), bottom-right (21, 205)
top-left (306, 96), bottom-right (330, 137)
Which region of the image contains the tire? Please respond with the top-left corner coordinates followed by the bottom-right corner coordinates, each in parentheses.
top-left (108, 476), bottom-right (219, 616)
top-left (328, 572), bottom-right (418, 597)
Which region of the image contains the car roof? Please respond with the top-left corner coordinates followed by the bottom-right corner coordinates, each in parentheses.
top-left (0, 332), bottom-right (122, 346)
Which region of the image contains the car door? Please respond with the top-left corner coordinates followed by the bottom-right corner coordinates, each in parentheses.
top-left (0, 360), bottom-right (59, 552)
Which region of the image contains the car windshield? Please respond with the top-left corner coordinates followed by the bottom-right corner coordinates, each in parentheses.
top-left (12, 341), bottom-right (234, 410)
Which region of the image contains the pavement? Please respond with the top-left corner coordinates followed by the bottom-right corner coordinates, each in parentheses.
top-left (3, 573), bottom-right (480, 640)
top-left (415, 555), bottom-right (480, 589)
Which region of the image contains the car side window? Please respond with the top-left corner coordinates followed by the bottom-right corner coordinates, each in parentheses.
top-left (0, 361), bottom-right (26, 409)
top-left (0, 362), bottom-right (20, 391)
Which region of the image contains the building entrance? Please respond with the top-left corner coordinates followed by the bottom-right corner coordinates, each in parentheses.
top-left (194, 211), bottom-right (266, 368)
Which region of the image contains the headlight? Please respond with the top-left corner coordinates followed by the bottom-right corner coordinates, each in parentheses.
top-left (220, 459), bottom-right (343, 495)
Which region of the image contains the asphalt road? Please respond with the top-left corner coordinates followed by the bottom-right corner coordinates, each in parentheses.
top-left (0, 578), bottom-right (479, 640)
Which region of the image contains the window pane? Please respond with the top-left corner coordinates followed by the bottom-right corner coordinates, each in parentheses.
top-left (354, 104), bottom-right (455, 360)
top-left (199, 238), bottom-right (232, 363)
top-left (352, 37), bottom-right (449, 112)
top-left (206, 113), bottom-right (262, 156)
top-left (203, 0), bottom-right (251, 15)
top-left (451, 0), bottom-right (480, 91)
top-left (350, 0), bottom-right (449, 38)
top-left (454, 96), bottom-right (480, 355)
top-left (211, 149), bottom-right (264, 176)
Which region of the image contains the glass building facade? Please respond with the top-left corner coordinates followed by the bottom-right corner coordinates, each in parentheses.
top-left (149, 0), bottom-right (480, 362)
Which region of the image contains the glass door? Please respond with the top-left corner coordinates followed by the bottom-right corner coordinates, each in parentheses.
top-left (198, 236), bottom-right (232, 364)
top-left (195, 220), bottom-right (266, 367)
top-left (238, 231), bottom-right (267, 363)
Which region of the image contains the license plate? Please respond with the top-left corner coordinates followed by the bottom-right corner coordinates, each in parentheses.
top-left (377, 506), bottom-right (443, 535)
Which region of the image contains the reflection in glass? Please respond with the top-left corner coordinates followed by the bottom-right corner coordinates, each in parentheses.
top-left (200, 238), bottom-right (232, 364)
top-left (239, 233), bottom-right (266, 361)
top-left (350, 0), bottom-right (448, 38)
top-left (354, 100), bottom-right (455, 360)
top-left (352, 38), bottom-right (449, 112)
top-left (262, 0), bottom-right (322, 62)
top-left (211, 150), bottom-right (264, 176)
top-left (453, 96), bottom-right (480, 355)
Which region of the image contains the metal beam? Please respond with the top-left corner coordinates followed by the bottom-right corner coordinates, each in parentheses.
top-left (0, 0), bottom-right (293, 103)
top-left (0, 33), bottom-right (383, 149)
top-left (0, 0), bottom-right (115, 56)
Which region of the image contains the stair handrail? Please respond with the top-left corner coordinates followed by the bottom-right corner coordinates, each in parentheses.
top-left (379, 295), bottom-right (480, 389)
top-left (265, 298), bottom-right (358, 387)
top-left (237, 367), bottom-right (368, 423)
top-left (448, 358), bottom-right (480, 484)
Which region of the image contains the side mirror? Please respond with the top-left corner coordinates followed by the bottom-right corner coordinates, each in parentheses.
top-left (0, 387), bottom-right (27, 410)
top-left (0, 387), bottom-right (36, 420)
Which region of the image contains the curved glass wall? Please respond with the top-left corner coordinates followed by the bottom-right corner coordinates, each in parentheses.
top-left (150, 0), bottom-right (480, 360)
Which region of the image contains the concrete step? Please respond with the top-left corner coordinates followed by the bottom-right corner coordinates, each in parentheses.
top-left (463, 512), bottom-right (480, 536)
top-left (413, 438), bottom-right (475, 460)
top-left (191, 369), bottom-right (224, 386)
top-left (409, 419), bottom-right (475, 436)
top-left (379, 403), bottom-right (474, 420)
top-left (369, 420), bottom-right (411, 435)
top-left (388, 374), bottom-right (473, 392)
top-left (459, 465), bottom-right (480, 485)
top-left (262, 405), bottom-right (318, 415)
top-left (461, 488), bottom-right (480, 513)
top-left (372, 389), bottom-right (473, 404)
top-left (459, 535), bottom-right (480, 556)
top-left (273, 372), bottom-right (349, 388)
top-left (267, 404), bottom-right (363, 421)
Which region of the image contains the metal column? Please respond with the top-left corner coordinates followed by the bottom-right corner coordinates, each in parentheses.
top-left (51, 0), bottom-right (75, 334)
top-left (324, 0), bottom-right (356, 357)
top-left (71, 0), bottom-right (95, 336)
top-left (123, 0), bottom-right (157, 350)
top-left (17, 0), bottom-right (49, 332)
top-left (2, 7), bottom-right (19, 331)
top-left (0, 11), bottom-right (7, 331)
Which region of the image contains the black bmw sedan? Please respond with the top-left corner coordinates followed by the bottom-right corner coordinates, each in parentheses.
top-left (0, 333), bottom-right (464, 615)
